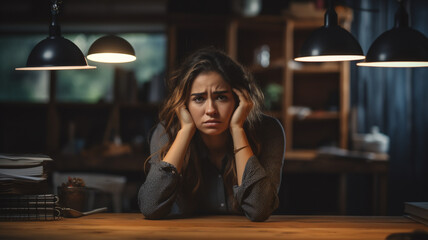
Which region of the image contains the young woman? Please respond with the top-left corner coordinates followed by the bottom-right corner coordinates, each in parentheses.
top-left (138, 48), bottom-right (285, 222)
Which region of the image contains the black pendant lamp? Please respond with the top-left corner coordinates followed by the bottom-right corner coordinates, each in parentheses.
top-left (16, 0), bottom-right (95, 71)
top-left (357, 1), bottom-right (428, 67)
top-left (87, 35), bottom-right (136, 63)
top-left (294, 1), bottom-right (365, 62)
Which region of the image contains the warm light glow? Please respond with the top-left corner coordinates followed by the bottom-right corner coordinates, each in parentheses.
top-left (87, 53), bottom-right (136, 63)
top-left (15, 65), bottom-right (96, 71)
top-left (357, 61), bottom-right (428, 67)
top-left (295, 55), bottom-right (366, 62)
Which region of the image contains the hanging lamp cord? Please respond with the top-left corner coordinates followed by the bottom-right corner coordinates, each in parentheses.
top-left (49, 0), bottom-right (62, 37)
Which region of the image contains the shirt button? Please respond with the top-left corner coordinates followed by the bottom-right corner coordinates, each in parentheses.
top-left (220, 203), bottom-right (225, 207)
top-left (218, 174), bottom-right (222, 179)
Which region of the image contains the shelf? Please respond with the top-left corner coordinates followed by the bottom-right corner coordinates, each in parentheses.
top-left (53, 153), bottom-right (148, 173)
top-left (292, 19), bottom-right (324, 29)
top-left (55, 102), bottom-right (159, 111)
top-left (249, 58), bottom-right (285, 73)
top-left (285, 150), bottom-right (317, 161)
top-left (284, 150), bottom-right (388, 174)
top-left (0, 102), bottom-right (160, 110)
top-left (291, 111), bottom-right (339, 121)
top-left (290, 62), bottom-right (341, 73)
top-left (234, 15), bottom-right (286, 26)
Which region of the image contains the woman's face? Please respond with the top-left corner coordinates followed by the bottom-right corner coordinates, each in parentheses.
top-left (187, 71), bottom-right (236, 136)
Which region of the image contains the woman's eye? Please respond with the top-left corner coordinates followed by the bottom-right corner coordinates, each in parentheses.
top-left (217, 95), bottom-right (227, 101)
top-left (193, 96), bottom-right (204, 103)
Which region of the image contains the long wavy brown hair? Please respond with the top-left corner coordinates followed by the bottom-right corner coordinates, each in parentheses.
top-left (145, 47), bottom-right (264, 205)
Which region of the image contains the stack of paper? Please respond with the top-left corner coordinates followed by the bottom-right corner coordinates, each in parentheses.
top-left (0, 154), bottom-right (53, 194)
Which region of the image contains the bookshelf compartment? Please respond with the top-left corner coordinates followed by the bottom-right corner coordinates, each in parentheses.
top-left (293, 73), bottom-right (340, 112)
top-left (119, 106), bottom-right (158, 151)
top-left (253, 68), bottom-right (284, 112)
top-left (292, 119), bottom-right (340, 149)
top-left (171, 17), bottom-right (228, 67)
top-left (0, 103), bottom-right (48, 153)
top-left (57, 105), bottom-right (111, 153)
top-left (236, 21), bottom-right (285, 67)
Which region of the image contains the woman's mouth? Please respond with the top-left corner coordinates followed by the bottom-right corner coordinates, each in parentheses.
top-left (203, 120), bottom-right (221, 127)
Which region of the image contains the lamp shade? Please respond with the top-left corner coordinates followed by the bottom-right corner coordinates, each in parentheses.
top-left (16, 36), bottom-right (95, 70)
top-left (357, 18), bottom-right (428, 67)
top-left (295, 26), bottom-right (365, 62)
top-left (357, 28), bottom-right (428, 67)
top-left (16, 0), bottom-right (95, 71)
top-left (294, 6), bottom-right (365, 62)
top-left (87, 35), bottom-right (136, 63)
top-left (357, 3), bottom-right (428, 67)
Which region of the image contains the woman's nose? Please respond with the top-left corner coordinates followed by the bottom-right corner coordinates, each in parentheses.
top-left (205, 99), bottom-right (217, 115)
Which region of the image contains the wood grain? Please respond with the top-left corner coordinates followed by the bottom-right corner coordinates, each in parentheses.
top-left (0, 214), bottom-right (427, 240)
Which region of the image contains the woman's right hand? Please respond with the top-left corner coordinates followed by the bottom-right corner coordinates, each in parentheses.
top-left (176, 105), bottom-right (196, 134)
top-left (162, 105), bottom-right (196, 172)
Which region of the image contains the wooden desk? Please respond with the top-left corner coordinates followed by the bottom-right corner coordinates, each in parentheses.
top-left (0, 214), bottom-right (426, 240)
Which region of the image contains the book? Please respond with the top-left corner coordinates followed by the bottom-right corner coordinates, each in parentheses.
top-left (0, 153), bottom-right (52, 161)
top-left (404, 202), bottom-right (428, 220)
top-left (0, 179), bottom-right (50, 195)
top-left (0, 154), bottom-right (52, 166)
top-left (0, 166), bottom-right (44, 178)
top-left (0, 154), bottom-right (52, 182)
top-left (0, 194), bottom-right (61, 221)
top-left (0, 154), bottom-right (53, 194)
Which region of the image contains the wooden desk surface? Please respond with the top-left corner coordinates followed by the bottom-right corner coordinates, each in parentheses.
top-left (0, 214), bottom-right (427, 240)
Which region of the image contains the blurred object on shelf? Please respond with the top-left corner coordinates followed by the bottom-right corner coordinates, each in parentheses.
top-left (114, 68), bottom-right (138, 104)
top-left (318, 146), bottom-right (389, 161)
top-left (263, 83), bottom-right (283, 111)
top-left (61, 121), bottom-right (86, 155)
top-left (254, 44), bottom-right (270, 68)
top-left (82, 141), bottom-right (132, 159)
top-left (231, 0), bottom-right (262, 17)
top-left (288, 60), bottom-right (303, 70)
top-left (353, 126), bottom-right (390, 153)
top-left (288, 106), bottom-right (312, 120)
top-left (283, 1), bottom-right (325, 19)
top-left (147, 72), bottom-right (166, 103)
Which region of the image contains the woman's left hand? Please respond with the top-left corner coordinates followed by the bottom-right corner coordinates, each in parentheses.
top-left (230, 88), bottom-right (253, 130)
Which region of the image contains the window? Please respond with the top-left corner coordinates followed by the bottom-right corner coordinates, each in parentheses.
top-left (0, 34), bottom-right (49, 102)
top-left (0, 32), bottom-right (166, 103)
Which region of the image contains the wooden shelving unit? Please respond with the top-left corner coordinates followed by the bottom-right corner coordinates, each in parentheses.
top-left (168, 9), bottom-right (353, 156)
top-left (0, 100), bottom-right (158, 171)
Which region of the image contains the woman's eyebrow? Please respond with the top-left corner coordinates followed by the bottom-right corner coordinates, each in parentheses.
top-left (213, 90), bottom-right (229, 95)
top-left (190, 90), bottom-right (229, 96)
top-left (190, 92), bottom-right (206, 96)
